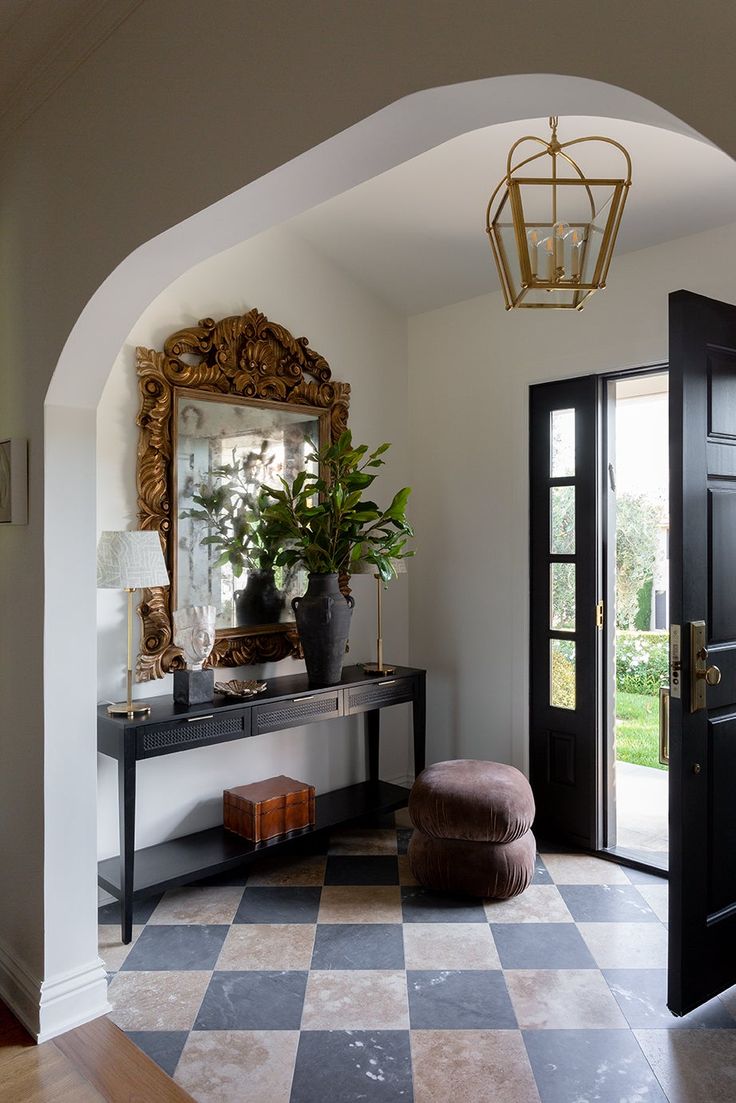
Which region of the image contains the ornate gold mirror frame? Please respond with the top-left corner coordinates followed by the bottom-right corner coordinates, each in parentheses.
top-left (135, 308), bottom-right (350, 681)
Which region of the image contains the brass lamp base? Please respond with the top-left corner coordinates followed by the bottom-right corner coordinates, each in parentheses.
top-left (361, 662), bottom-right (396, 676)
top-left (107, 700), bottom-right (151, 718)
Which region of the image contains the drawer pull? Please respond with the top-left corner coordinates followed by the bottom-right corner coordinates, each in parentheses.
top-left (300, 694), bottom-right (319, 701)
top-left (378, 680), bottom-right (397, 686)
top-left (186, 714), bottom-right (215, 722)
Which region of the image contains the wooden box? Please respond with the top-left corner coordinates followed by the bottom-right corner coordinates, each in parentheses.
top-left (223, 774), bottom-right (316, 843)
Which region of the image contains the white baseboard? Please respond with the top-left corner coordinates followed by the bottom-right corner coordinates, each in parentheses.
top-left (0, 940), bottom-right (110, 1042)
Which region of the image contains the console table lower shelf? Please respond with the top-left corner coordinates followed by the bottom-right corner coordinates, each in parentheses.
top-left (98, 778), bottom-right (410, 902)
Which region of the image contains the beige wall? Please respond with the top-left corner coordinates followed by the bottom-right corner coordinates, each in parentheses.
top-left (2, 0), bottom-right (736, 1036)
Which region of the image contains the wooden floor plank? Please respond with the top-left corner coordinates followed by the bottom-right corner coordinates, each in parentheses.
top-left (0, 1043), bottom-right (105, 1103)
top-left (0, 998), bottom-right (36, 1072)
top-left (54, 1015), bottom-right (197, 1103)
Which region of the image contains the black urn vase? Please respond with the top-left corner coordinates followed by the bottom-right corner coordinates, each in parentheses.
top-left (292, 572), bottom-right (355, 688)
top-left (234, 568), bottom-right (285, 627)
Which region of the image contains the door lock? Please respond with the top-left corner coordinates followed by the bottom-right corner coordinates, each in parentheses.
top-left (690, 621), bottom-right (722, 712)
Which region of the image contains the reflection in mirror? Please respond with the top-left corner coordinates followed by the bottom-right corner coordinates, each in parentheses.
top-left (176, 393), bottom-right (321, 630)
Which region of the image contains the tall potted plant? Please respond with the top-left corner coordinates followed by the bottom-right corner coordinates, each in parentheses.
top-left (264, 431), bottom-right (413, 687)
top-left (182, 463), bottom-right (286, 627)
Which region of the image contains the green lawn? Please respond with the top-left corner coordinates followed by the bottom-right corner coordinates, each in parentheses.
top-left (615, 690), bottom-right (666, 771)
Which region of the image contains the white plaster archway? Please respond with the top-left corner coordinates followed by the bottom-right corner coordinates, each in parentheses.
top-left (39, 72), bottom-right (714, 1040)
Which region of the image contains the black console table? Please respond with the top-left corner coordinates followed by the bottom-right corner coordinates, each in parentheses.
top-left (98, 665), bottom-right (426, 942)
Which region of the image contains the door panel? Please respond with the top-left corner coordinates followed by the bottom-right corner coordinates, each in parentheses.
top-left (669, 289), bottom-right (736, 1014)
top-left (530, 376), bottom-right (600, 848)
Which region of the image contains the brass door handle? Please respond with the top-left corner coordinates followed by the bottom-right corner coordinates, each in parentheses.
top-left (659, 685), bottom-right (670, 766)
top-left (690, 621), bottom-right (721, 711)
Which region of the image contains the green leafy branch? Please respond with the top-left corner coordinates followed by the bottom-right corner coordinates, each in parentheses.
top-left (262, 430), bottom-right (414, 581)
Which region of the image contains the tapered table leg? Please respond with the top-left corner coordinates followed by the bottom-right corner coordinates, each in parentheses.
top-left (118, 740), bottom-right (136, 944)
top-left (413, 670), bottom-right (426, 777)
top-left (366, 709), bottom-right (380, 784)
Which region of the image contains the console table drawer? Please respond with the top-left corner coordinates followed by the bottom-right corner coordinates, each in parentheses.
top-left (253, 690), bottom-right (343, 735)
top-left (137, 712), bottom-right (248, 758)
top-left (346, 677), bottom-right (415, 715)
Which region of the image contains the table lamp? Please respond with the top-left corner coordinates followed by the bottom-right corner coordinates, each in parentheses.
top-left (353, 557), bottom-right (407, 675)
top-left (97, 530), bottom-right (169, 717)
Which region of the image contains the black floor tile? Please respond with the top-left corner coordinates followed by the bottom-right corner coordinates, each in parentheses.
top-left (311, 924), bottom-right (405, 970)
top-left (559, 884), bottom-right (659, 923)
top-left (407, 969), bottom-right (517, 1029)
top-left (290, 1031), bottom-right (413, 1102)
top-left (120, 924), bottom-right (228, 971)
top-left (491, 923), bottom-right (597, 969)
top-left (401, 886), bottom-right (487, 923)
top-left (125, 1030), bottom-right (188, 1077)
top-left (325, 856), bottom-right (399, 886)
top-left (603, 968), bottom-right (736, 1029)
top-left (97, 894), bottom-right (163, 925)
top-left (194, 970), bottom-right (308, 1030)
top-left (523, 1028), bottom-right (668, 1103)
top-left (624, 866), bottom-right (668, 885)
top-left (532, 856), bottom-right (553, 885)
top-left (234, 886), bottom-right (321, 924)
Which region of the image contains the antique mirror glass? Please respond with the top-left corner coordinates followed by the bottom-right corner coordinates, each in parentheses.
top-left (175, 393), bottom-right (323, 629)
top-left (135, 308), bottom-right (350, 680)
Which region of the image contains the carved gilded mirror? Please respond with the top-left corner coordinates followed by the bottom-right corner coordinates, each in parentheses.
top-left (135, 309), bottom-right (350, 680)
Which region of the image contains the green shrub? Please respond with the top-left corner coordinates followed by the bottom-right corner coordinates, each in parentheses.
top-left (551, 646), bottom-right (576, 709)
top-left (616, 630), bottom-right (668, 695)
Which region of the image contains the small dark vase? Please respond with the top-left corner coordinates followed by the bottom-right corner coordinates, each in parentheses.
top-left (292, 572), bottom-right (355, 688)
top-left (234, 568), bottom-right (285, 627)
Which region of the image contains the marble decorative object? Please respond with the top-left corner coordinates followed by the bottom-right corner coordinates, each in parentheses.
top-left (173, 605), bottom-right (217, 670)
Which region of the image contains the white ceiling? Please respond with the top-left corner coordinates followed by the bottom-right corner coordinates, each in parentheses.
top-left (287, 116), bottom-right (736, 316)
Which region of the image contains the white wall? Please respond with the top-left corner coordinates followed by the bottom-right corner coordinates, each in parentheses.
top-left (407, 221), bottom-right (736, 773)
top-left (96, 226), bottom-right (411, 860)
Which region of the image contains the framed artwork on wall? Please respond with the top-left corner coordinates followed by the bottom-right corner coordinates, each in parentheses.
top-left (0, 438), bottom-right (28, 525)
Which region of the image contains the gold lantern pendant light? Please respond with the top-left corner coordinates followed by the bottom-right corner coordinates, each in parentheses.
top-left (486, 116), bottom-right (632, 310)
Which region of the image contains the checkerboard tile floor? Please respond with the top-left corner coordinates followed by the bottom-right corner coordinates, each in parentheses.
top-left (99, 813), bottom-right (736, 1103)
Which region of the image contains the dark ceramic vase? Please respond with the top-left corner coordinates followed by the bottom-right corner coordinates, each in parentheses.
top-left (292, 572), bottom-right (355, 688)
top-left (234, 568), bottom-right (285, 627)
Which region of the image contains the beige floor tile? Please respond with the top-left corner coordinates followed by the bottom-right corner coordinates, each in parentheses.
top-left (636, 883), bottom-right (668, 923)
top-left (329, 828), bottom-right (398, 855)
top-left (318, 886), bottom-right (402, 924)
top-left (411, 1030), bottom-right (541, 1103)
top-left (216, 924), bottom-right (315, 970)
top-left (107, 970), bottom-right (211, 1031)
top-left (147, 885), bottom-right (244, 925)
top-left (98, 925), bottom-right (144, 971)
top-left (398, 855), bottom-right (419, 886)
top-left (578, 922), bottom-right (668, 968)
top-left (301, 970), bottom-right (409, 1030)
top-left (175, 1030), bottom-right (299, 1103)
top-left (403, 923), bottom-right (500, 970)
top-left (541, 853), bottom-right (630, 884)
top-left (718, 984), bottom-right (736, 1019)
top-left (394, 806), bottom-right (413, 828)
top-left (484, 885), bottom-right (573, 923)
top-left (635, 1029), bottom-right (736, 1102)
top-left (505, 969), bottom-right (628, 1029)
top-left (246, 854), bottom-right (326, 886)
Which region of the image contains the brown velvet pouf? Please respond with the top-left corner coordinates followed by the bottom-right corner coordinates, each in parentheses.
top-left (408, 759), bottom-right (536, 899)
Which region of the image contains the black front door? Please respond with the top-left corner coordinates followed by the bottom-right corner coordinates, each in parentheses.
top-left (529, 376), bottom-right (601, 849)
top-left (668, 289), bottom-right (736, 1014)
